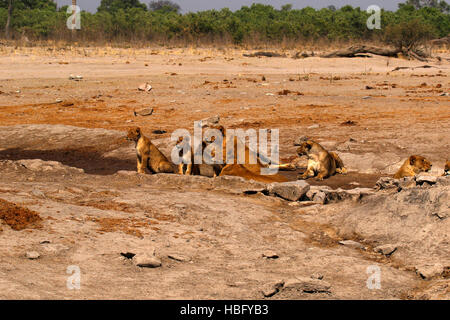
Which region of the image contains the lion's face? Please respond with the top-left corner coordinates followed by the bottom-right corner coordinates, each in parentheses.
top-left (296, 141), bottom-right (313, 156)
top-left (127, 127), bottom-right (142, 142)
top-left (409, 155), bottom-right (432, 173)
top-left (445, 160), bottom-right (450, 175)
top-left (204, 125), bottom-right (225, 143)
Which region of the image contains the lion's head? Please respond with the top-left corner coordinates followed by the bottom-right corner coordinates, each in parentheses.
top-left (296, 141), bottom-right (314, 156)
top-left (445, 160), bottom-right (450, 175)
top-left (409, 155), bottom-right (432, 173)
top-left (127, 127), bottom-right (142, 142)
top-left (204, 125), bottom-right (225, 143)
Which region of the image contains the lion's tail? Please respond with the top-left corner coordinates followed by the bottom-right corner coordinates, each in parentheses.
top-left (330, 152), bottom-right (347, 174)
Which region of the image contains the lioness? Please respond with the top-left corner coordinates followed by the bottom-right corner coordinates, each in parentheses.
top-left (393, 155), bottom-right (432, 179)
top-left (126, 127), bottom-right (174, 174)
top-left (296, 140), bottom-right (347, 181)
top-left (219, 164), bottom-right (288, 183)
top-left (204, 124), bottom-right (287, 181)
top-left (443, 160), bottom-right (449, 176)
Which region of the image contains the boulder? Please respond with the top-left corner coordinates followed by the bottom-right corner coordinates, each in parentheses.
top-left (268, 181), bottom-right (310, 201)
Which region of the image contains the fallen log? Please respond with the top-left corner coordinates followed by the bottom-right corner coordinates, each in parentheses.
top-left (321, 45), bottom-right (400, 58)
top-left (243, 51), bottom-right (286, 58)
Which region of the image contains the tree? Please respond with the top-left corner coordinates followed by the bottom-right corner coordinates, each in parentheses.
top-left (98, 0), bottom-right (147, 13)
top-left (4, 0), bottom-right (12, 39)
top-left (327, 5), bottom-right (337, 12)
top-left (400, 0), bottom-right (450, 13)
top-left (281, 4), bottom-right (293, 11)
top-left (149, 0), bottom-right (180, 13)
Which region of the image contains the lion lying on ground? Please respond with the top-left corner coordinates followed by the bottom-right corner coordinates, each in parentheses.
top-left (296, 140), bottom-right (347, 181)
top-left (127, 127), bottom-right (174, 174)
top-left (393, 155), bottom-right (432, 179)
top-left (444, 160), bottom-right (450, 176)
top-left (205, 125), bottom-right (288, 183)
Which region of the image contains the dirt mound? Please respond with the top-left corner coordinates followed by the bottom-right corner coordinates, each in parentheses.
top-left (0, 199), bottom-right (42, 231)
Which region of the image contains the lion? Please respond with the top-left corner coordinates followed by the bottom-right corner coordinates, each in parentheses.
top-left (203, 124), bottom-right (288, 182)
top-left (126, 127), bottom-right (174, 174)
top-left (393, 155), bottom-right (432, 179)
top-left (296, 140), bottom-right (347, 181)
top-left (444, 160), bottom-right (450, 176)
top-left (175, 136), bottom-right (223, 176)
top-left (219, 164), bottom-right (288, 183)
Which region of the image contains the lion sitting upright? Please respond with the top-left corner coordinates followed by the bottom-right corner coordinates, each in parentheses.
top-left (393, 155), bottom-right (432, 179)
top-left (296, 140), bottom-right (347, 181)
top-left (127, 127), bottom-right (174, 174)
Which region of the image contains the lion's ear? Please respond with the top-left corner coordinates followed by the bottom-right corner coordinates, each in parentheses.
top-left (409, 156), bottom-right (417, 165)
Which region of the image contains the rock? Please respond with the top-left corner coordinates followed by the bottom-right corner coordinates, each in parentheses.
top-left (416, 264), bottom-right (444, 280)
top-left (25, 251), bottom-right (40, 260)
top-left (133, 254), bottom-right (162, 268)
top-left (374, 244), bottom-right (397, 256)
top-left (283, 277), bottom-right (331, 294)
top-left (69, 75), bottom-right (83, 81)
top-left (338, 240), bottom-right (365, 250)
top-left (261, 280), bottom-right (285, 298)
top-left (262, 251), bottom-right (279, 259)
top-left (415, 174), bottom-right (437, 185)
top-left (133, 108), bottom-right (154, 117)
top-left (268, 181), bottom-right (310, 202)
top-left (436, 176), bottom-right (450, 186)
top-left (138, 83), bottom-right (152, 92)
top-left (312, 191), bottom-right (326, 204)
top-left (31, 189), bottom-right (46, 198)
top-left (311, 273), bottom-right (324, 280)
top-left (168, 254), bottom-right (191, 262)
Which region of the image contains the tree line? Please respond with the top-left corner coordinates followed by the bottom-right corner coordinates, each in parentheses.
top-left (0, 0), bottom-right (448, 46)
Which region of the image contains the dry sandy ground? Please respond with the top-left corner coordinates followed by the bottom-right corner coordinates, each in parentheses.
top-left (0, 46), bottom-right (449, 300)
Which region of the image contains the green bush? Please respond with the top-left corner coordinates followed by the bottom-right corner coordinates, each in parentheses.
top-left (1, 2), bottom-right (449, 45)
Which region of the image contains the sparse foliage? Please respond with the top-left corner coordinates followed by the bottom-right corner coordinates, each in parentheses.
top-left (149, 0), bottom-right (180, 13)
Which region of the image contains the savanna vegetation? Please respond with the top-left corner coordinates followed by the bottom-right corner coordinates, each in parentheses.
top-left (0, 0), bottom-right (448, 48)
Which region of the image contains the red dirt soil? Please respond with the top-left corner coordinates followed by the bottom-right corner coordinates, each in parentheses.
top-left (0, 199), bottom-right (42, 231)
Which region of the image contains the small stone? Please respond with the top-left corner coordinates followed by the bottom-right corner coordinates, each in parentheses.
top-left (133, 254), bottom-right (162, 268)
top-left (26, 251), bottom-right (40, 260)
top-left (312, 191), bottom-right (326, 204)
top-left (416, 264), bottom-right (444, 280)
top-left (415, 174), bottom-right (437, 185)
top-left (133, 108), bottom-right (154, 117)
top-left (374, 244), bottom-right (397, 256)
top-left (168, 254), bottom-right (191, 262)
top-left (283, 277), bottom-right (331, 294)
top-left (338, 240), bottom-right (365, 250)
top-left (138, 83), bottom-right (152, 92)
top-left (262, 251), bottom-right (279, 259)
top-left (261, 280), bottom-right (285, 298)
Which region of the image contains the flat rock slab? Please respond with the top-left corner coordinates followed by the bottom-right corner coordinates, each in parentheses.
top-left (268, 181), bottom-right (310, 201)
